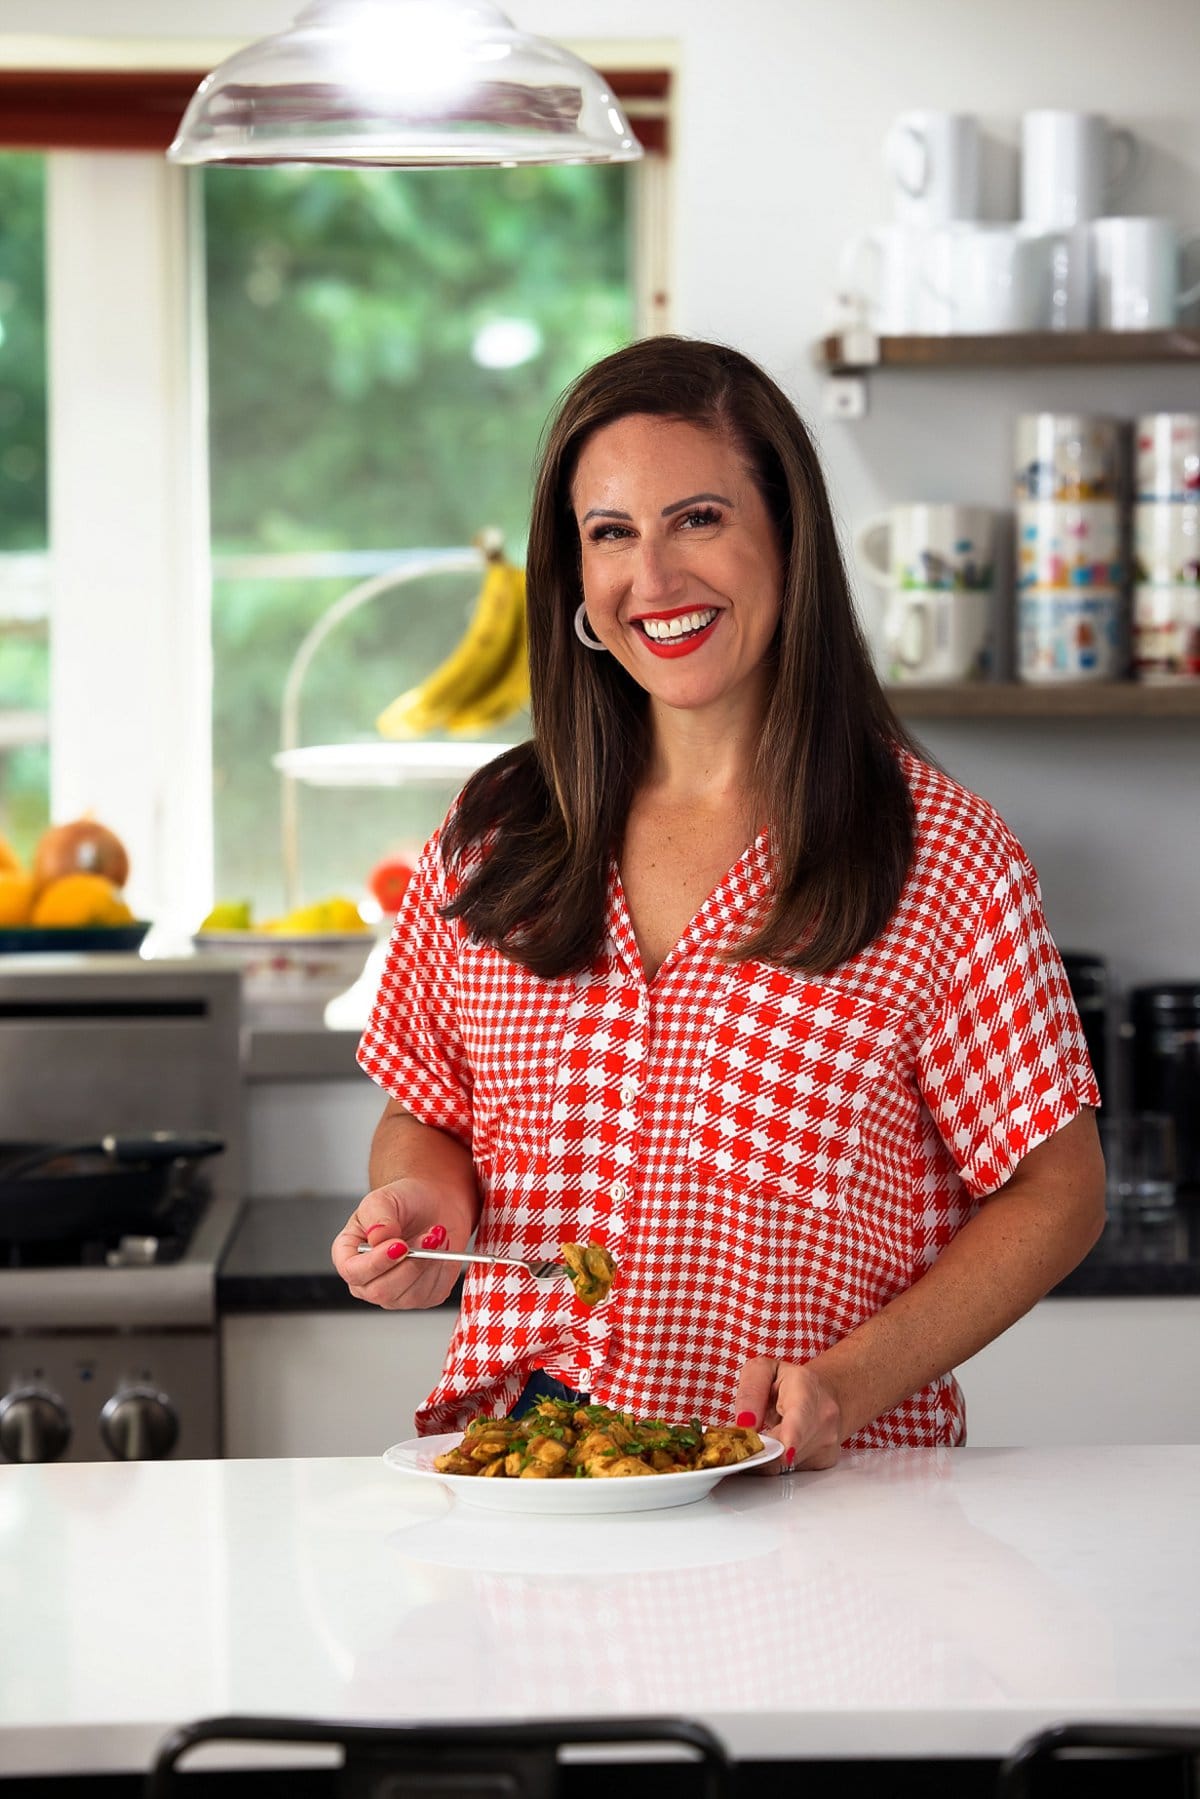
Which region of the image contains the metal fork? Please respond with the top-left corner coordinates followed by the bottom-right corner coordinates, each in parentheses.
top-left (356, 1244), bottom-right (565, 1281)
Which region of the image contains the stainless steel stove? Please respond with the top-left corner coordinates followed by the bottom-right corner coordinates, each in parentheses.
top-left (0, 957), bottom-right (244, 1462)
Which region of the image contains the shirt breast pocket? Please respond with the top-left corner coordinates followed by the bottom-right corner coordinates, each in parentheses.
top-left (688, 963), bottom-right (900, 1215)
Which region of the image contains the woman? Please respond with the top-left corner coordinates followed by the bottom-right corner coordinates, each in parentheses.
top-left (332, 335), bottom-right (1105, 1469)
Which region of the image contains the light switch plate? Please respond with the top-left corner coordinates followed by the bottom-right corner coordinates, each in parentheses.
top-left (822, 376), bottom-right (867, 420)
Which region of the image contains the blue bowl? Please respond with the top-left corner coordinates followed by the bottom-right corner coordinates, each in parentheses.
top-left (0, 922), bottom-right (152, 954)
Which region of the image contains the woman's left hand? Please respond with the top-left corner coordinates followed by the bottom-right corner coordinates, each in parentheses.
top-left (733, 1355), bottom-right (845, 1473)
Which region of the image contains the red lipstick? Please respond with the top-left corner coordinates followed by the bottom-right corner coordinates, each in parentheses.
top-left (634, 609), bottom-right (720, 659)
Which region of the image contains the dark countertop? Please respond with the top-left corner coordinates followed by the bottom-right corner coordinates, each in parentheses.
top-left (217, 1194), bottom-right (1200, 1313)
top-left (1053, 1197), bottom-right (1200, 1296)
top-left (217, 1194), bottom-right (464, 1312)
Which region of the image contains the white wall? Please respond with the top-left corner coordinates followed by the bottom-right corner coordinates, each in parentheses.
top-left (9, 0), bottom-right (1200, 1002)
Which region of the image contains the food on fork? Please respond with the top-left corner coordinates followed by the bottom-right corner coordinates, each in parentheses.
top-left (559, 1241), bottom-right (616, 1307)
top-left (431, 1398), bottom-right (764, 1480)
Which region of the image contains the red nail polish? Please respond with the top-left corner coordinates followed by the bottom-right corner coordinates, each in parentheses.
top-left (736, 1410), bottom-right (757, 1428)
top-left (365, 1222), bottom-right (388, 1236)
top-left (784, 1447), bottom-right (796, 1468)
top-left (420, 1225), bottom-right (448, 1250)
top-left (386, 1240), bottom-right (409, 1261)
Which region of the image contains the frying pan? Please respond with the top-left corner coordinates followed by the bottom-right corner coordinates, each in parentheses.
top-left (0, 1132), bottom-right (225, 1244)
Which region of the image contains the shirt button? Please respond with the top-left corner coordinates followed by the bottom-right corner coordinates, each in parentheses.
top-left (610, 1179), bottom-right (629, 1204)
top-left (619, 1078), bottom-right (639, 1107)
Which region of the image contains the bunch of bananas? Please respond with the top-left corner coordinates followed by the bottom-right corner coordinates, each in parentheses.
top-left (376, 544), bottom-right (529, 740)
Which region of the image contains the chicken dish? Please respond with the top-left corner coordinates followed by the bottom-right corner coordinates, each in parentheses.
top-left (560, 1241), bottom-right (616, 1307)
top-left (432, 1398), bottom-right (765, 1480)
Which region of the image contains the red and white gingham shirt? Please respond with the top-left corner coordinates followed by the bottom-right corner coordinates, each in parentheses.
top-left (358, 750), bottom-right (1099, 1444)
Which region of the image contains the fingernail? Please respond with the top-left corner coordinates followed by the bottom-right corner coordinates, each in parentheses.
top-left (736, 1410), bottom-right (758, 1428)
top-left (419, 1225), bottom-right (448, 1250)
top-left (365, 1222), bottom-right (388, 1236)
top-left (386, 1240), bottom-right (409, 1261)
top-left (784, 1447), bottom-right (796, 1468)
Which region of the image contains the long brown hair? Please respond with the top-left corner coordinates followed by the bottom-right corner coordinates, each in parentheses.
top-left (442, 335), bottom-right (924, 976)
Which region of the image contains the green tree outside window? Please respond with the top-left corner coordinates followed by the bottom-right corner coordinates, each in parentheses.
top-left (0, 152), bottom-right (49, 863)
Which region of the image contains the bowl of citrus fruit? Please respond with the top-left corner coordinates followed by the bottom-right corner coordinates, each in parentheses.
top-left (192, 895), bottom-right (376, 1028)
top-left (0, 817), bottom-right (150, 953)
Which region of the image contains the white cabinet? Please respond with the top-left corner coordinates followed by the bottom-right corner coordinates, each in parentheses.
top-left (957, 1296), bottom-right (1200, 1446)
top-left (221, 1294), bottom-right (1200, 1458)
top-left (221, 1306), bottom-right (455, 1458)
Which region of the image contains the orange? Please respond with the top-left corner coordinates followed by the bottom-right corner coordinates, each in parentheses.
top-left (0, 870), bottom-right (35, 926)
top-left (31, 873), bottom-right (134, 928)
top-left (0, 834), bottom-right (22, 876)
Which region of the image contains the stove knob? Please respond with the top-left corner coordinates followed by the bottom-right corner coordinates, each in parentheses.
top-left (0, 1387), bottom-right (72, 1463)
top-left (99, 1386), bottom-right (179, 1461)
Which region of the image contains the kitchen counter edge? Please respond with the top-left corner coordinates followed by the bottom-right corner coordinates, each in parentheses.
top-left (216, 1197), bottom-right (1200, 1312)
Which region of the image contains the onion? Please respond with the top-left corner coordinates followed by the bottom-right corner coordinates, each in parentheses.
top-left (32, 817), bottom-right (130, 894)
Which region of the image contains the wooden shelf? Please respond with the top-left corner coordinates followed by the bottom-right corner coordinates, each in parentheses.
top-left (889, 681), bottom-right (1200, 719)
top-left (817, 327), bottom-right (1200, 375)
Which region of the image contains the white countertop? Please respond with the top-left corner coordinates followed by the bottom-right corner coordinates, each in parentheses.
top-left (1, 1445), bottom-right (1198, 1776)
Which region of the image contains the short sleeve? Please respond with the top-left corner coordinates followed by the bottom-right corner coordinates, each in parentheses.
top-left (915, 852), bottom-right (1100, 1198)
top-left (356, 829), bottom-right (474, 1148)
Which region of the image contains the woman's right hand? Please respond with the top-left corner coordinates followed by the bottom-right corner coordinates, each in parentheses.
top-left (330, 1177), bottom-right (465, 1309)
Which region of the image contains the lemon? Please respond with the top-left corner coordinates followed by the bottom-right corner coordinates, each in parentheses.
top-left (320, 896), bottom-right (368, 933)
top-left (199, 900), bottom-right (253, 932)
top-left (264, 896), bottom-right (368, 934)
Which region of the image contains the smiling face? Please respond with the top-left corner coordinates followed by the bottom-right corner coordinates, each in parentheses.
top-left (570, 413), bottom-right (784, 725)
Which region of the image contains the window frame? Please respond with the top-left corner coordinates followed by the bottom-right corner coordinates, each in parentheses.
top-left (7, 53), bottom-right (673, 936)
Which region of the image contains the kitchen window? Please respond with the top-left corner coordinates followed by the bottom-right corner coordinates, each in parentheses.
top-left (2, 59), bottom-right (671, 935)
top-left (0, 152), bottom-right (49, 864)
top-left (205, 161), bottom-right (637, 917)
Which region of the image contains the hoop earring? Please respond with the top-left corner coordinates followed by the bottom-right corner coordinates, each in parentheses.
top-left (573, 602), bottom-right (608, 651)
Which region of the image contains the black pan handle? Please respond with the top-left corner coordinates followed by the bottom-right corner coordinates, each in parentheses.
top-left (101, 1133), bottom-right (225, 1165)
top-left (2, 1132), bottom-right (225, 1180)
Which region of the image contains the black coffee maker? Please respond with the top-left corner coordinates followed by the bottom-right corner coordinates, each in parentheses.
top-left (1061, 953), bottom-right (1109, 1112)
top-left (1126, 982), bottom-right (1200, 1197)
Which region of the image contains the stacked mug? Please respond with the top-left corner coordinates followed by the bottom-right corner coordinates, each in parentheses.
top-left (1014, 414), bottom-right (1125, 683)
top-left (843, 110), bottom-right (1096, 335)
top-left (854, 504), bottom-right (997, 685)
top-left (1131, 414), bottom-right (1200, 682)
top-left (839, 106), bottom-right (1200, 338)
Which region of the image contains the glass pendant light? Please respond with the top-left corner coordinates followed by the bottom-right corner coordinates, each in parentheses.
top-left (167, 0), bottom-right (643, 168)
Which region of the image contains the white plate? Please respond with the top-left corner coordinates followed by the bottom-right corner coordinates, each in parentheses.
top-left (382, 1431), bottom-right (784, 1514)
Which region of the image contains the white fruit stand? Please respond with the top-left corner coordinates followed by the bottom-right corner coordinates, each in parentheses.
top-left (271, 543), bottom-right (521, 909)
top-left (274, 739), bottom-right (511, 788)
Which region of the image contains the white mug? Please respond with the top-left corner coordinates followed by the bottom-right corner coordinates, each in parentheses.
top-left (838, 224), bottom-right (949, 335)
top-left (883, 588), bottom-right (992, 685)
top-left (1132, 585), bottom-right (1200, 682)
top-left (1091, 218), bottom-right (1200, 330)
top-left (1013, 413), bottom-right (1123, 502)
top-left (1135, 414), bottom-right (1200, 501)
top-left (884, 111), bottom-right (981, 227)
top-left (1016, 500), bottom-right (1123, 590)
top-left (923, 225), bottom-right (1032, 333)
top-left (1133, 501), bottom-right (1200, 586)
top-left (1017, 588), bottom-right (1124, 683)
top-left (1021, 110), bottom-right (1137, 229)
top-left (1016, 224), bottom-right (1093, 330)
top-left (855, 503), bottom-right (997, 591)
